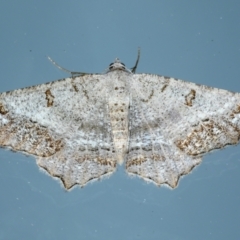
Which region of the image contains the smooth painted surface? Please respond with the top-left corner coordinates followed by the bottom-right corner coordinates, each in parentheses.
top-left (0, 1), bottom-right (240, 239)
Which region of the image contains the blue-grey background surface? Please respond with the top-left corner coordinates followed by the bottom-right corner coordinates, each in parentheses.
top-left (0, 1), bottom-right (240, 239)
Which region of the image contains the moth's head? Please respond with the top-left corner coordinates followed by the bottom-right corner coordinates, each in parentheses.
top-left (107, 58), bottom-right (131, 73)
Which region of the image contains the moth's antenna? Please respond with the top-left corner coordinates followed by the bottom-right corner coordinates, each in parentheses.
top-left (48, 57), bottom-right (87, 77)
top-left (130, 48), bottom-right (140, 73)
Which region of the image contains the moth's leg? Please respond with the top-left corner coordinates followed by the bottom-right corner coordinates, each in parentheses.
top-left (130, 48), bottom-right (140, 73)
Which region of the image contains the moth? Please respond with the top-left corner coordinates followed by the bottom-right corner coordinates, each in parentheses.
top-left (1, 50), bottom-right (239, 190)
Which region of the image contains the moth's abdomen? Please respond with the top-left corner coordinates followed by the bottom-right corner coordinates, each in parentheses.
top-left (108, 74), bottom-right (130, 165)
top-left (109, 99), bottom-right (129, 164)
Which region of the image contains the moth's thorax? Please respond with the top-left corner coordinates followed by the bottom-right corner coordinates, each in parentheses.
top-left (108, 71), bottom-right (130, 164)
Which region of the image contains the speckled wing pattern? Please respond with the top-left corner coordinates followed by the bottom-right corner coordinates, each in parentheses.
top-left (0, 75), bottom-right (117, 189)
top-left (1, 60), bottom-right (240, 190)
top-left (127, 74), bottom-right (240, 187)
